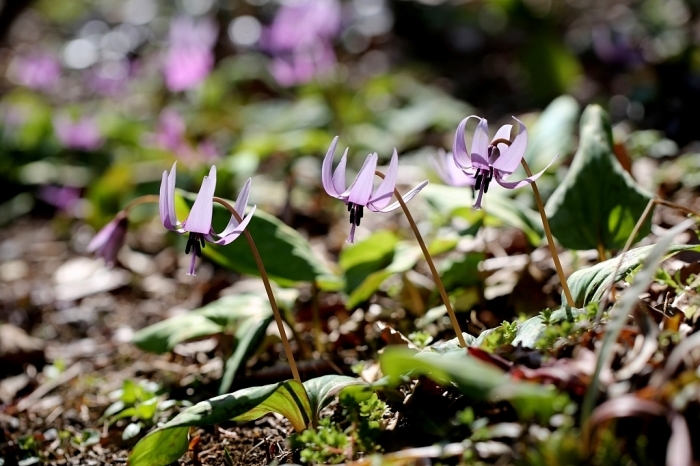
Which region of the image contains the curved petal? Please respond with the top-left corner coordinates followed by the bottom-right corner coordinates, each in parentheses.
top-left (494, 154), bottom-right (558, 189)
top-left (208, 205), bottom-right (256, 245)
top-left (431, 149), bottom-right (475, 187)
top-left (206, 205), bottom-right (256, 245)
top-left (321, 136), bottom-right (343, 198)
top-left (492, 117), bottom-right (528, 176)
top-left (159, 162), bottom-right (181, 231)
top-left (490, 124), bottom-right (512, 164)
top-left (470, 118), bottom-right (490, 169)
top-left (453, 116), bottom-right (480, 170)
top-left (218, 178), bottom-right (252, 236)
top-left (347, 152), bottom-right (377, 206)
top-left (369, 179), bottom-right (428, 213)
top-left (183, 165), bottom-right (216, 234)
top-left (368, 148), bottom-right (398, 210)
top-left (332, 148), bottom-right (349, 195)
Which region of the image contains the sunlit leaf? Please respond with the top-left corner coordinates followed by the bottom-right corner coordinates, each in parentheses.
top-left (545, 105), bottom-right (653, 250)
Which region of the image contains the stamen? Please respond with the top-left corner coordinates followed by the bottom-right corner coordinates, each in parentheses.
top-left (356, 206), bottom-right (363, 226)
top-left (349, 208), bottom-right (355, 225)
top-left (475, 173), bottom-right (483, 190)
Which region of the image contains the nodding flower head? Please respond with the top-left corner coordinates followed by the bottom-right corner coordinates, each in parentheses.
top-left (452, 115), bottom-right (558, 210)
top-left (159, 163), bottom-right (255, 275)
top-left (322, 136), bottom-right (428, 243)
top-left (87, 211), bottom-right (128, 267)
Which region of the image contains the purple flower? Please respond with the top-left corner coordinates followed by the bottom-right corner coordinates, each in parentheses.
top-left (261, 0), bottom-right (341, 87)
top-left (429, 148), bottom-right (474, 187)
top-left (452, 116), bottom-right (557, 210)
top-left (163, 16), bottom-right (218, 92)
top-left (322, 137), bottom-right (428, 243)
top-left (154, 108), bottom-right (187, 152)
top-left (87, 211), bottom-right (128, 267)
top-left (11, 53), bottom-right (61, 92)
top-left (37, 185), bottom-right (82, 212)
top-left (159, 163), bottom-right (255, 275)
top-left (53, 115), bottom-right (104, 151)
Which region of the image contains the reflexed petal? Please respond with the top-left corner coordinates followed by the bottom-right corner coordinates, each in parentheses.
top-left (347, 152), bottom-right (377, 206)
top-left (321, 136), bottom-right (342, 197)
top-left (494, 154), bottom-right (558, 189)
top-left (368, 148), bottom-right (398, 210)
top-left (431, 149), bottom-right (474, 187)
top-left (453, 116), bottom-right (477, 170)
top-left (490, 124), bottom-right (512, 164)
top-left (369, 179), bottom-right (428, 212)
top-left (492, 117), bottom-right (528, 176)
top-left (159, 162), bottom-right (181, 231)
top-left (332, 148), bottom-right (348, 195)
top-left (218, 178), bottom-right (252, 236)
top-left (183, 165), bottom-right (216, 234)
top-left (207, 205), bottom-right (256, 245)
top-left (87, 212), bottom-right (128, 267)
top-left (470, 118), bottom-right (490, 169)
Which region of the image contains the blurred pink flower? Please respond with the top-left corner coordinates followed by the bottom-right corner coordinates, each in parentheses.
top-left (87, 211), bottom-right (128, 267)
top-left (37, 185), bottom-right (82, 213)
top-left (163, 16), bottom-right (218, 92)
top-left (10, 53), bottom-right (61, 92)
top-left (85, 59), bottom-right (135, 96)
top-left (261, 0), bottom-right (341, 87)
top-left (154, 108), bottom-right (187, 152)
top-left (53, 115), bottom-right (104, 151)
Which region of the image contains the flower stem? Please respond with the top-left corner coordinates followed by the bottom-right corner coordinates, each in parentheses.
top-left (375, 171), bottom-right (468, 348)
top-left (213, 197), bottom-right (301, 383)
top-left (520, 160), bottom-right (575, 307)
top-left (122, 194), bottom-right (161, 213)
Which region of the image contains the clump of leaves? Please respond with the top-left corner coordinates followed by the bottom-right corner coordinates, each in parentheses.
top-left (101, 379), bottom-right (188, 441)
top-left (290, 392), bottom-right (388, 463)
top-left (536, 303), bottom-right (598, 350)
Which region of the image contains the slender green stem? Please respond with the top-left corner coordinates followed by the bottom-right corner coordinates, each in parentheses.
top-left (375, 171), bottom-right (467, 348)
top-left (521, 160), bottom-right (575, 307)
top-left (213, 196), bottom-right (301, 383)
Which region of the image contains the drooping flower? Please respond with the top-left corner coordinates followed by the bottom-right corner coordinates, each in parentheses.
top-left (429, 148), bottom-right (475, 187)
top-left (452, 116), bottom-right (557, 210)
top-left (53, 115), bottom-right (104, 151)
top-left (159, 163), bottom-right (255, 275)
top-left (322, 137), bottom-right (428, 243)
top-left (153, 108), bottom-right (187, 152)
top-left (87, 211), bottom-right (128, 267)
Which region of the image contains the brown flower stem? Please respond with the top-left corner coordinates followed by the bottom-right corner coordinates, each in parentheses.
top-left (122, 194), bottom-right (161, 213)
top-left (213, 196), bottom-right (301, 383)
top-left (596, 243), bottom-right (606, 262)
top-left (375, 171), bottom-right (468, 347)
top-left (521, 160), bottom-right (575, 308)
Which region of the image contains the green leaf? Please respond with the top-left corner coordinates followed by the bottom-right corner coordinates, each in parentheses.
top-left (122, 422), bottom-right (142, 441)
top-left (129, 381), bottom-right (309, 466)
top-left (439, 252), bottom-right (484, 292)
top-left (340, 230), bottom-right (400, 294)
top-left (219, 314), bottom-right (274, 395)
top-left (132, 293), bottom-right (273, 354)
top-left (524, 95), bottom-right (580, 172)
top-left (346, 242), bottom-right (422, 309)
top-left (565, 243), bottom-right (700, 307)
top-left (545, 105), bottom-right (654, 250)
top-left (511, 307), bottom-right (587, 348)
top-left (176, 192), bottom-right (339, 288)
top-left (303, 375), bottom-right (364, 420)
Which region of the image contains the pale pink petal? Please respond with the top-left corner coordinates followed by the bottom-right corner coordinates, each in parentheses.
top-left (368, 148), bottom-right (398, 210)
top-left (207, 205), bottom-right (256, 245)
top-left (369, 179), bottom-right (428, 213)
top-left (492, 117), bottom-right (528, 176)
top-left (494, 154), bottom-right (558, 189)
top-left (470, 118), bottom-right (490, 169)
top-left (347, 153), bottom-right (377, 206)
top-left (332, 148), bottom-right (348, 195)
top-left (321, 136), bottom-right (343, 198)
top-left (183, 165), bottom-right (216, 234)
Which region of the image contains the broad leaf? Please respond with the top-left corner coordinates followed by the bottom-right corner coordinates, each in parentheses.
top-left (511, 307), bottom-right (587, 348)
top-left (219, 314), bottom-right (274, 394)
top-left (129, 381), bottom-right (308, 466)
top-left (132, 293), bottom-right (273, 354)
top-left (524, 95), bottom-right (580, 172)
top-left (545, 104), bottom-right (653, 250)
top-left (439, 252), bottom-right (484, 292)
top-left (177, 191), bottom-right (340, 288)
top-left (303, 375), bottom-right (364, 424)
top-left (340, 230), bottom-right (400, 294)
top-left (565, 244), bottom-right (700, 307)
top-left (346, 242), bottom-right (422, 309)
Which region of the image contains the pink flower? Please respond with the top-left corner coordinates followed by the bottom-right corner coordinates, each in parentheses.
top-left (53, 115), bottom-right (104, 151)
top-left (87, 212), bottom-right (128, 267)
top-left (10, 53), bottom-right (61, 92)
top-left (162, 16), bottom-right (218, 92)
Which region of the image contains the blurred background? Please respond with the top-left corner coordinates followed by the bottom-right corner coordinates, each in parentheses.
top-left (1, 0), bottom-right (698, 230)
